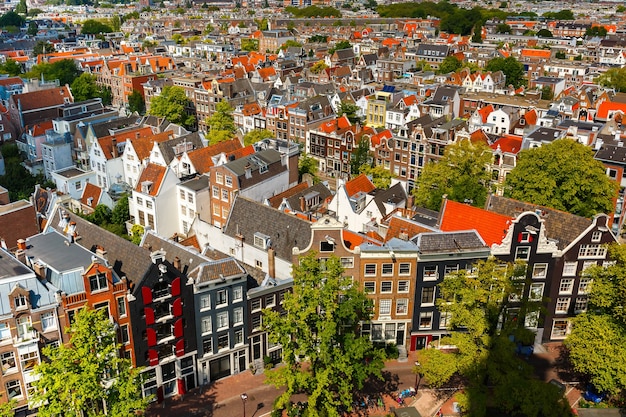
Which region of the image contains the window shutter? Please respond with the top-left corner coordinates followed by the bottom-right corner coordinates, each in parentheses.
top-left (174, 318), bottom-right (183, 338)
top-left (173, 298), bottom-right (182, 317)
top-left (171, 277), bottom-right (181, 297)
top-left (148, 349), bottom-right (158, 366)
top-left (517, 233), bottom-right (523, 243)
top-left (144, 307), bottom-right (154, 325)
top-left (142, 286), bottom-right (152, 304)
top-left (175, 339), bottom-right (185, 357)
top-left (147, 328), bottom-right (156, 346)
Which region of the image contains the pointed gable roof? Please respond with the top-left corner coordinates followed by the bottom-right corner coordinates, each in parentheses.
top-left (439, 199), bottom-right (511, 246)
top-left (344, 174), bottom-right (375, 198)
top-left (80, 182), bottom-right (102, 208)
top-left (477, 104), bottom-right (494, 123)
top-left (385, 214), bottom-right (435, 242)
top-left (128, 131), bottom-right (173, 160)
top-left (267, 182), bottom-right (309, 209)
top-left (187, 138), bottom-right (242, 174)
top-left (491, 134), bottom-right (522, 154)
top-left (135, 163), bottom-right (166, 196)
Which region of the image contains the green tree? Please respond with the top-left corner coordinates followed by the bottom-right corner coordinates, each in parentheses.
top-left (111, 14), bottom-right (121, 31)
top-left (555, 50), bottom-right (566, 59)
top-left (71, 72), bottom-right (99, 101)
top-left (308, 34), bottom-right (328, 43)
top-left (359, 164), bottom-right (392, 189)
top-left (263, 254), bottom-right (385, 416)
top-left (243, 129), bottom-right (273, 146)
top-left (81, 19), bottom-right (113, 35)
top-left (27, 8), bottom-right (43, 17)
top-left (437, 55), bottom-right (463, 74)
top-left (565, 244), bottom-right (626, 397)
top-left (505, 139), bottom-right (619, 218)
top-left (15, 0), bottom-right (27, 14)
top-left (0, 398), bottom-right (17, 417)
top-left (542, 9), bottom-right (574, 20)
top-left (26, 59), bottom-right (81, 86)
top-left (536, 28), bottom-right (553, 38)
top-left (27, 20), bottom-right (37, 35)
top-left (496, 23), bottom-right (511, 33)
top-left (310, 60), bottom-right (329, 75)
top-left (206, 99), bottom-right (236, 144)
top-left (413, 139), bottom-right (492, 211)
top-left (299, 153), bottom-right (318, 182)
top-left (420, 258), bottom-right (572, 417)
top-left (32, 306), bottom-right (149, 417)
top-left (350, 137), bottom-right (370, 175)
top-left (597, 67), bottom-right (626, 92)
top-left (0, 58), bottom-right (22, 76)
top-left (280, 39), bottom-right (302, 50)
top-left (128, 89), bottom-right (145, 114)
top-left (241, 38), bottom-right (258, 52)
top-left (86, 204), bottom-right (112, 225)
top-left (485, 56), bottom-right (526, 88)
top-left (111, 194), bottom-right (130, 226)
top-left (328, 39), bottom-right (352, 55)
top-left (540, 85), bottom-right (553, 101)
top-left (586, 26), bottom-right (607, 37)
top-left (338, 101), bottom-right (361, 124)
top-left (0, 11), bottom-right (24, 28)
top-left (148, 85), bottom-right (195, 129)
top-left (32, 40), bottom-right (55, 56)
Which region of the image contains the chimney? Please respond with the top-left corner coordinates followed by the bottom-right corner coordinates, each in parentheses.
top-left (95, 245), bottom-right (107, 260)
top-left (136, 131), bottom-right (141, 139)
top-left (173, 256), bottom-right (181, 271)
top-left (33, 262), bottom-right (46, 280)
top-left (111, 137), bottom-right (118, 158)
top-left (300, 196), bottom-right (306, 212)
top-left (17, 239), bottom-right (26, 251)
top-left (407, 195), bottom-right (414, 210)
top-left (268, 247), bottom-right (276, 279)
top-left (15, 249), bottom-right (26, 264)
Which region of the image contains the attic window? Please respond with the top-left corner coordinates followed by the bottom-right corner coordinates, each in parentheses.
top-left (254, 233), bottom-right (271, 250)
top-left (14, 294), bottom-right (27, 310)
top-left (141, 181), bottom-right (153, 194)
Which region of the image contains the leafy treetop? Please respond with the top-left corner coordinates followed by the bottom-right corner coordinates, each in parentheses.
top-left (505, 139), bottom-right (618, 218)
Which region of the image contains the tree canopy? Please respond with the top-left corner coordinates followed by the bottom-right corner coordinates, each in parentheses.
top-left (418, 257), bottom-right (573, 417)
top-left (0, 59), bottom-right (22, 76)
top-left (565, 244), bottom-right (626, 398)
top-left (350, 137), bottom-right (370, 175)
top-left (485, 56), bottom-right (526, 88)
top-left (206, 99), bottom-right (236, 144)
top-left (263, 254), bottom-right (385, 416)
top-left (505, 139), bottom-right (619, 218)
top-left (299, 153), bottom-right (318, 183)
top-left (32, 306), bottom-right (149, 417)
top-left (285, 5), bottom-right (341, 18)
top-left (81, 19), bottom-right (113, 35)
top-left (32, 40), bottom-right (55, 57)
top-left (243, 128), bottom-right (273, 146)
top-left (26, 59), bottom-right (81, 86)
top-left (338, 101), bottom-right (361, 124)
top-left (437, 55), bottom-right (463, 74)
top-left (70, 73), bottom-right (99, 101)
top-left (359, 164), bottom-right (392, 189)
top-left (148, 85), bottom-right (195, 130)
top-left (128, 90), bottom-right (145, 115)
top-left (597, 67), bottom-right (626, 92)
top-left (0, 11), bottom-right (24, 28)
top-left (328, 40), bottom-right (352, 55)
top-left (413, 139), bottom-right (493, 211)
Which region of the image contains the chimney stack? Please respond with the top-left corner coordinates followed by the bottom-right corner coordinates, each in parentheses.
top-left (17, 239), bottom-right (26, 251)
top-left (173, 256), bottom-right (181, 271)
top-left (407, 195), bottom-right (414, 210)
top-left (300, 196), bottom-right (306, 212)
top-left (136, 131), bottom-right (141, 139)
top-left (268, 247), bottom-right (276, 279)
top-left (111, 137), bottom-right (118, 158)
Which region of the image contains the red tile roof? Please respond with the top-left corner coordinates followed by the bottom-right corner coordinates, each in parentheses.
top-left (596, 100), bottom-right (626, 120)
top-left (267, 182), bottom-right (309, 209)
top-left (342, 229), bottom-right (382, 249)
top-left (385, 215), bottom-right (432, 242)
top-left (27, 120), bottom-right (53, 137)
top-left (187, 138), bottom-right (242, 174)
top-left (135, 163), bottom-right (166, 196)
top-left (344, 174), bottom-right (375, 198)
top-left (491, 134), bottom-right (522, 154)
top-left (80, 182), bottom-right (102, 207)
top-left (477, 104), bottom-right (494, 123)
top-left (439, 199), bottom-right (511, 246)
top-left (12, 86), bottom-right (72, 111)
top-left (521, 48), bottom-right (551, 59)
top-left (129, 131), bottom-right (173, 160)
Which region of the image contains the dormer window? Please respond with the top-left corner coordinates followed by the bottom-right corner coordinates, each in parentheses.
top-left (254, 232), bottom-right (271, 250)
top-left (89, 273), bottom-right (108, 293)
top-left (14, 295), bottom-right (27, 310)
top-left (141, 181), bottom-right (153, 194)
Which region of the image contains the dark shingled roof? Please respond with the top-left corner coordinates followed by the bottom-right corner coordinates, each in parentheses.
top-left (594, 144), bottom-right (626, 164)
top-left (284, 182), bottom-right (333, 212)
top-left (485, 195), bottom-right (591, 250)
top-left (187, 258), bottom-right (247, 284)
top-left (223, 197), bottom-right (312, 261)
top-left (155, 132), bottom-right (204, 165)
top-left (370, 182), bottom-right (407, 217)
top-left (89, 116), bottom-right (142, 139)
top-left (414, 231), bottom-right (487, 253)
top-left (142, 231), bottom-right (214, 275)
top-left (48, 208), bottom-right (152, 285)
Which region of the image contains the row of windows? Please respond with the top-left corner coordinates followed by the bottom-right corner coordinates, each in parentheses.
top-left (214, 172), bottom-right (233, 187)
top-left (377, 298), bottom-right (409, 316)
top-left (201, 308), bottom-right (244, 335)
top-left (364, 280), bottom-right (410, 294)
top-left (179, 190), bottom-right (195, 203)
top-left (364, 263), bottom-right (412, 276)
top-left (199, 287), bottom-right (244, 311)
top-left (202, 330), bottom-right (244, 356)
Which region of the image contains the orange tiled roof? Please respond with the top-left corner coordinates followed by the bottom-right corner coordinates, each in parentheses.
top-left (469, 129), bottom-right (489, 145)
top-left (385, 215), bottom-right (432, 242)
top-left (439, 199), bottom-right (511, 246)
top-left (370, 129), bottom-right (392, 147)
top-left (521, 48), bottom-right (551, 59)
top-left (99, 127), bottom-right (153, 160)
top-left (344, 173), bottom-right (375, 198)
top-left (188, 138), bottom-right (242, 174)
top-left (491, 134), bottom-right (523, 154)
top-left (135, 163), bottom-right (166, 196)
top-left (12, 86), bottom-right (71, 111)
top-left (342, 229), bottom-right (382, 249)
top-left (28, 120), bottom-right (53, 137)
top-left (524, 109), bottom-right (538, 125)
top-left (267, 182), bottom-right (309, 209)
top-left (477, 104), bottom-right (494, 123)
top-left (129, 131), bottom-right (173, 160)
top-left (80, 182), bottom-right (102, 207)
top-left (597, 100), bottom-right (626, 120)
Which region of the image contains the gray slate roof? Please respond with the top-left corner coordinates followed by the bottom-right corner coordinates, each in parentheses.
top-left (156, 132), bottom-right (204, 165)
top-left (485, 195), bottom-right (592, 250)
top-left (413, 231), bottom-right (487, 254)
top-left (224, 196), bottom-right (312, 261)
top-left (284, 182), bottom-right (332, 211)
top-left (48, 208), bottom-right (152, 285)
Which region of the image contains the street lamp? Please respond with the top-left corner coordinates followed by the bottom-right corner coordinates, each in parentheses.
top-left (414, 361), bottom-right (422, 393)
top-left (241, 393), bottom-right (248, 417)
